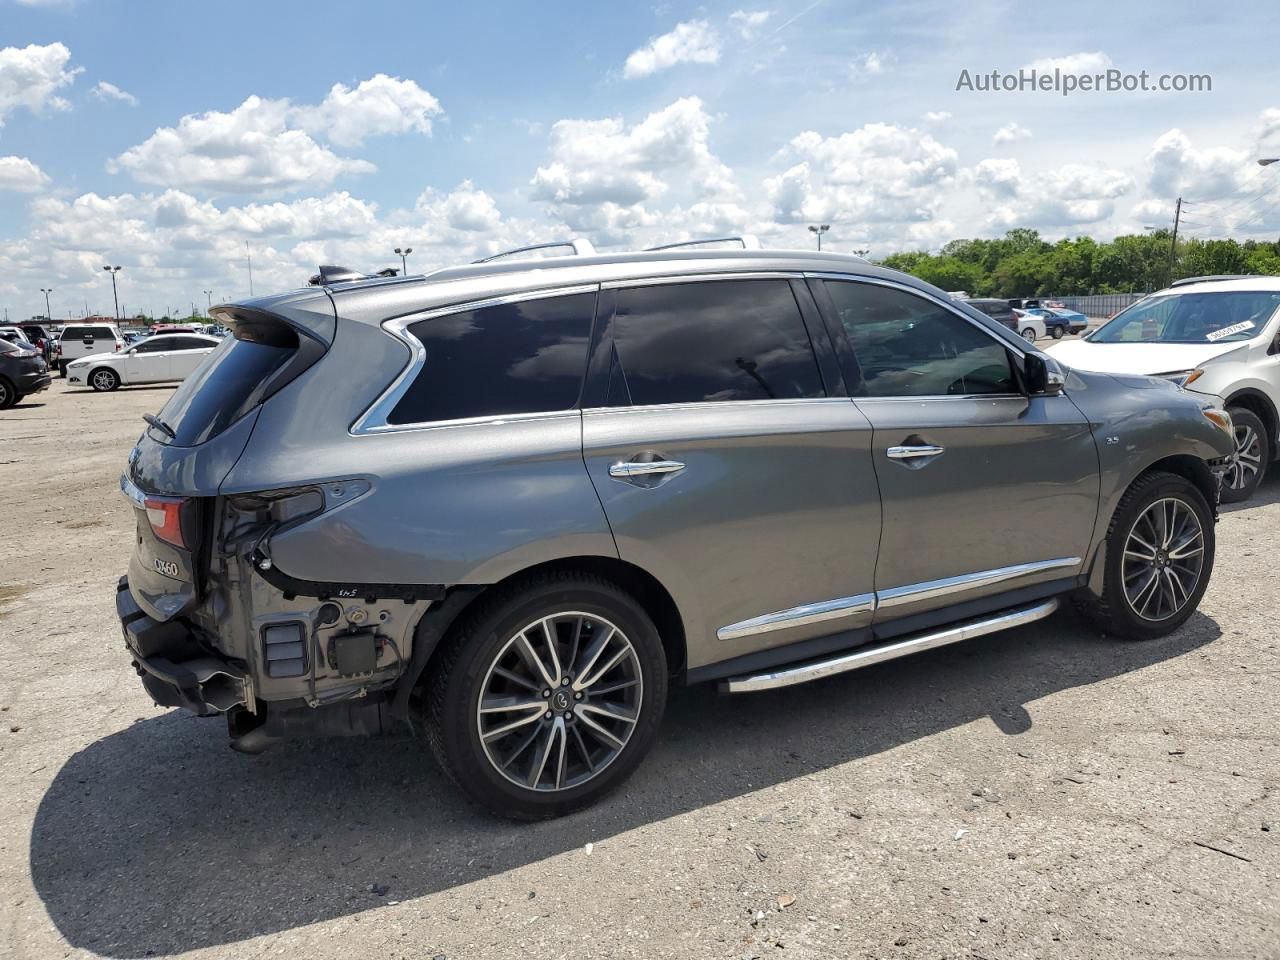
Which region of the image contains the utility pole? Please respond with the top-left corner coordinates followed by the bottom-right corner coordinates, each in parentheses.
top-left (245, 241), bottom-right (255, 296)
top-left (1168, 197), bottom-right (1182, 285)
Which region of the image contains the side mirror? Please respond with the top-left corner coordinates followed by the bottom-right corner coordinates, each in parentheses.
top-left (1023, 352), bottom-right (1065, 397)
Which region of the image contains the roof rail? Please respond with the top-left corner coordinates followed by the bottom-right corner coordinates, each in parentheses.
top-left (473, 238), bottom-right (596, 264)
top-left (644, 235), bottom-right (762, 252)
top-left (1169, 274), bottom-right (1254, 287)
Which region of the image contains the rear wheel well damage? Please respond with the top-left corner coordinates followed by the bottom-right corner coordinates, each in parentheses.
top-left (393, 556), bottom-right (687, 719)
top-left (1223, 389), bottom-right (1278, 456)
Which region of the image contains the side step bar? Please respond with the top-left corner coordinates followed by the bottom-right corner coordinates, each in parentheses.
top-left (720, 598), bottom-right (1059, 694)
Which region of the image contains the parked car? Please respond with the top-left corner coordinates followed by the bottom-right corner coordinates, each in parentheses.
top-left (55, 323), bottom-right (125, 376)
top-left (0, 336), bottom-right (51, 409)
top-left (1012, 308), bottom-right (1048, 342)
top-left (13, 323), bottom-right (59, 366)
top-left (66, 333), bottom-right (219, 391)
top-left (1049, 275), bottom-right (1280, 503)
top-left (0, 326), bottom-right (36, 349)
top-left (1018, 307), bottom-right (1072, 339)
top-left (116, 245), bottom-right (1235, 819)
top-left (1046, 307), bottom-right (1089, 335)
top-left (151, 323), bottom-right (200, 335)
top-left (963, 297), bottom-right (1017, 331)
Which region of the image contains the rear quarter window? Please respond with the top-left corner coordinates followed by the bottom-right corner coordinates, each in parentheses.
top-left (387, 291), bottom-right (597, 425)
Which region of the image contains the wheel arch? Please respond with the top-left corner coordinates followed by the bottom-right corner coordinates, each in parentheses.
top-left (1223, 388), bottom-right (1278, 458)
top-left (395, 555), bottom-right (688, 718)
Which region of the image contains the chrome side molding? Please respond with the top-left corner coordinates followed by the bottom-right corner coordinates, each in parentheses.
top-left (717, 592), bottom-right (876, 642)
top-left (876, 557), bottom-right (1080, 609)
top-left (721, 598), bottom-right (1059, 693)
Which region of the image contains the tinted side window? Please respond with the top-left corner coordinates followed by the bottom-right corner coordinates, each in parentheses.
top-left (388, 292), bottom-right (596, 426)
top-left (173, 337), bottom-right (213, 350)
top-left (609, 280), bottom-right (824, 405)
top-left (134, 338), bottom-right (170, 353)
top-left (826, 281), bottom-right (1015, 397)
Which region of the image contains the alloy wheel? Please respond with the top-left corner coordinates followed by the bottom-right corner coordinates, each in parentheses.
top-left (1225, 422), bottom-right (1262, 493)
top-left (1020, 328), bottom-right (1036, 343)
top-left (1121, 497), bottom-right (1205, 622)
top-left (476, 611), bottom-right (643, 792)
top-left (0, 381), bottom-right (8, 406)
top-left (91, 370), bottom-right (116, 391)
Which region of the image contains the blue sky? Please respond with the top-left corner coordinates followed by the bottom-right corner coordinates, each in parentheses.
top-left (1, 0), bottom-right (1278, 319)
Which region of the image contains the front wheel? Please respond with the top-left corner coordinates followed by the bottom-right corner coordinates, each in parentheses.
top-left (1050, 325), bottom-right (1065, 339)
top-left (1220, 407), bottom-right (1268, 504)
top-left (1020, 327), bottom-right (1037, 343)
top-left (1074, 470), bottom-right (1214, 640)
top-left (0, 376), bottom-right (15, 410)
top-left (424, 571), bottom-right (668, 819)
top-left (89, 367), bottom-right (120, 392)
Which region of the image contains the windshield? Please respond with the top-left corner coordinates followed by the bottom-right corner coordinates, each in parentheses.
top-left (1091, 291), bottom-right (1280, 344)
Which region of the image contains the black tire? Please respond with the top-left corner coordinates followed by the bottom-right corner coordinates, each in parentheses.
top-left (1050, 325), bottom-right (1065, 339)
top-left (57, 361), bottom-right (67, 378)
top-left (88, 367), bottom-right (120, 392)
top-left (1220, 407), bottom-right (1268, 504)
top-left (1074, 470), bottom-right (1214, 641)
top-left (0, 376), bottom-right (15, 410)
top-left (424, 571), bottom-right (668, 819)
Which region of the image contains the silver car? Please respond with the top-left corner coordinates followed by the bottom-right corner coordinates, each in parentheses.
top-left (116, 243), bottom-right (1237, 818)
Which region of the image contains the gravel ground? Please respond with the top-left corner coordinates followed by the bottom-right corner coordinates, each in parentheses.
top-left (1, 379), bottom-right (1277, 960)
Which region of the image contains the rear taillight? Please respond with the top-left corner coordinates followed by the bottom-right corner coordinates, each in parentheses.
top-left (115, 341), bottom-right (122, 352)
top-left (144, 495), bottom-right (189, 548)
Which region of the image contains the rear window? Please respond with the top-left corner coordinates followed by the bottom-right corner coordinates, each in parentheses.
top-left (0, 339), bottom-right (18, 354)
top-left (155, 326), bottom-right (299, 446)
top-left (608, 280), bottom-right (825, 405)
top-left (388, 292), bottom-right (596, 425)
top-left (62, 326), bottom-right (116, 340)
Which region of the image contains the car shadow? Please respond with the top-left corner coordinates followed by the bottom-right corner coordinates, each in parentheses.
top-left (63, 384), bottom-right (178, 394)
top-left (30, 609), bottom-right (1221, 957)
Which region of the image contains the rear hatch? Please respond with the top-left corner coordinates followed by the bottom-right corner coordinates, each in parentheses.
top-left (126, 294), bottom-right (334, 620)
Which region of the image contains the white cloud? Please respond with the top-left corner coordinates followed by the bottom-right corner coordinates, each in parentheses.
top-left (0, 155), bottom-right (51, 192)
top-left (849, 50), bottom-right (893, 79)
top-left (111, 95), bottom-right (376, 194)
top-left (623, 20), bottom-right (721, 79)
top-left (729, 9), bottom-right (772, 38)
top-left (981, 162), bottom-right (1133, 228)
top-left (972, 158), bottom-right (1021, 198)
top-left (764, 123), bottom-right (959, 228)
top-left (416, 179), bottom-right (501, 231)
top-left (1145, 127), bottom-right (1248, 200)
top-left (90, 80), bottom-right (137, 106)
top-left (530, 97), bottom-right (735, 222)
top-left (0, 42), bottom-right (81, 126)
top-left (923, 111), bottom-right (952, 123)
top-left (993, 121), bottom-right (1032, 144)
top-left (293, 74), bottom-right (442, 147)
top-left (1023, 51), bottom-right (1112, 74)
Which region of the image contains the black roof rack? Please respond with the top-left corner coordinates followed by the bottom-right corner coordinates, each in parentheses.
top-left (1169, 274), bottom-right (1254, 287)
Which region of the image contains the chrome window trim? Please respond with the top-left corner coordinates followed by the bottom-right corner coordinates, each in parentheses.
top-left (602, 271), bottom-right (801, 289)
top-left (350, 283), bottom-right (599, 436)
top-left (876, 557), bottom-right (1081, 609)
top-left (581, 396), bottom-right (854, 417)
top-left (803, 271), bottom-right (1028, 361)
top-left (120, 474), bottom-right (145, 509)
top-left (716, 557), bottom-right (1080, 641)
top-left (718, 592), bottom-right (876, 642)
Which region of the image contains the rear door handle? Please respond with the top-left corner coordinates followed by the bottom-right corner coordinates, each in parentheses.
top-left (609, 459), bottom-right (686, 479)
top-left (886, 444), bottom-right (945, 460)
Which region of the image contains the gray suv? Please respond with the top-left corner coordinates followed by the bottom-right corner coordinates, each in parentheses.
top-left (115, 245), bottom-right (1236, 818)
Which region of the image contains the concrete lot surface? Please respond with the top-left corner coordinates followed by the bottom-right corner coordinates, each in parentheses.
top-left (1, 380), bottom-right (1277, 960)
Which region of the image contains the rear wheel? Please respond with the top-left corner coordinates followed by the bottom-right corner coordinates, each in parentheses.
top-left (1074, 470), bottom-right (1214, 640)
top-left (1220, 407), bottom-right (1268, 504)
top-left (57, 361), bottom-right (67, 378)
top-left (1020, 327), bottom-right (1037, 343)
top-left (1050, 324), bottom-right (1065, 339)
top-left (424, 571), bottom-right (668, 819)
top-left (89, 367), bottom-right (120, 392)
top-left (0, 376), bottom-right (15, 410)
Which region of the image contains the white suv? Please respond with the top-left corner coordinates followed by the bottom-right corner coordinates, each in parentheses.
top-left (56, 323), bottom-right (125, 376)
top-left (1049, 275), bottom-right (1280, 502)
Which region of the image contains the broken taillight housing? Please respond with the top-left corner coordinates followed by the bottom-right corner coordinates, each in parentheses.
top-left (144, 495), bottom-right (189, 548)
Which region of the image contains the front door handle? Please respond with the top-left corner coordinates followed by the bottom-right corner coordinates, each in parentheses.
top-left (886, 444), bottom-right (945, 460)
top-left (609, 459), bottom-right (686, 479)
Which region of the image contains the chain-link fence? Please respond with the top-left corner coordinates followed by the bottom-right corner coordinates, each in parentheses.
top-left (1046, 292), bottom-right (1147, 319)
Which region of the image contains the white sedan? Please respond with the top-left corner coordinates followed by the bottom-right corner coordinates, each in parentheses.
top-left (67, 333), bottom-right (220, 392)
top-left (1012, 309), bottom-right (1048, 343)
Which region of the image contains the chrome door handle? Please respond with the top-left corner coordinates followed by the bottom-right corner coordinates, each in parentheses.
top-left (886, 444), bottom-right (945, 460)
top-left (609, 459), bottom-right (686, 478)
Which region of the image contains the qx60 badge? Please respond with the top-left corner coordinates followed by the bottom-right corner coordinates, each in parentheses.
top-left (154, 558), bottom-right (180, 578)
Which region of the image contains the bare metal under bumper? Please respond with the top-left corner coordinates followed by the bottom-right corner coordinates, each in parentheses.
top-left (720, 597), bottom-right (1059, 693)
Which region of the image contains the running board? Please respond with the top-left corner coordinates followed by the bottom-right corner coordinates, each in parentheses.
top-left (719, 598), bottom-right (1059, 694)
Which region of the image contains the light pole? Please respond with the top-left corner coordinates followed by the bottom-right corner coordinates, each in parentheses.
top-left (1258, 158), bottom-right (1279, 166)
top-left (394, 246), bottom-right (413, 275)
top-left (808, 224), bottom-right (830, 250)
top-left (851, 248), bottom-right (869, 258)
top-left (102, 265), bottom-right (122, 320)
top-left (39, 287), bottom-right (53, 323)
top-left (203, 290), bottom-right (213, 314)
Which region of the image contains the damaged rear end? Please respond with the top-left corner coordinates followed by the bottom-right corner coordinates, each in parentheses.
top-left (117, 289), bottom-right (429, 748)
